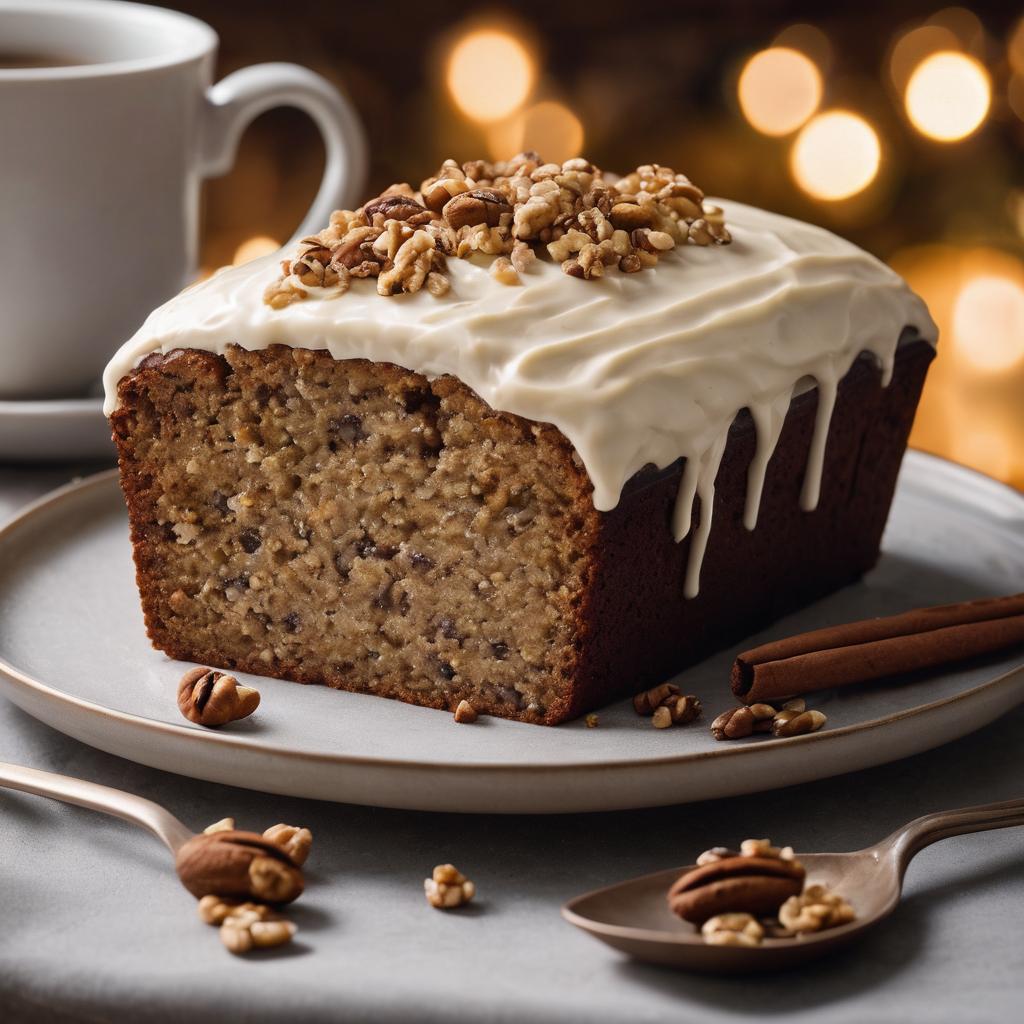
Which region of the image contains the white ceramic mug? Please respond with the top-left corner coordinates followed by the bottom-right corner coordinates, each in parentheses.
top-left (0, 0), bottom-right (367, 400)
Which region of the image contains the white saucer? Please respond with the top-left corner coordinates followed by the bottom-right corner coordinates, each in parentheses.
top-left (0, 394), bottom-right (113, 462)
top-left (0, 452), bottom-right (1022, 813)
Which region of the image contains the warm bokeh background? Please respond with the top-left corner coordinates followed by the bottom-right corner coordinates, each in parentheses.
top-left (169, 0), bottom-right (1022, 489)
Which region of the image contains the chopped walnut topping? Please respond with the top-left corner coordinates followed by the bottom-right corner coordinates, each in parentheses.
top-left (264, 154), bottom-right (730, 307)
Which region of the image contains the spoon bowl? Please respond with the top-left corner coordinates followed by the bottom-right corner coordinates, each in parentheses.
top-left (562, 798), bottom-right (1024, 973)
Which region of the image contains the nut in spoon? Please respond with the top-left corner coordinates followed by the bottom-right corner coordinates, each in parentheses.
top-left (0, 760), bottom-right (303, 903)
top-left (561, 797), bottom-right (1024, 973)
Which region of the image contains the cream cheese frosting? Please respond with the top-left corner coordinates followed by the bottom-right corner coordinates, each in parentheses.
top-left (103, 200), bottom-right (937, 597)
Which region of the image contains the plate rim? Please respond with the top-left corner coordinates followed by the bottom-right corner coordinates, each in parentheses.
top-left (0, 451), bottom-right (1022, 777)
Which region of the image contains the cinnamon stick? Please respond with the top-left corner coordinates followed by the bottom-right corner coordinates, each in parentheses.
top-left (731, 594), bottom-right (1024, 705)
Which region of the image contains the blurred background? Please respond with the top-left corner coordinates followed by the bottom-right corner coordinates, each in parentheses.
top-left (170, 0), bottom-right (1021, 489)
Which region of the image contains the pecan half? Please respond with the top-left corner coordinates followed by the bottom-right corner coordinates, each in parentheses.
top-left (667, 856), bottom-right (805, 924)
top-left (442, 188), bottom-right (512, 230)
top-left (177, 668), bottom-right (259, 727)
top-left (363, 195), bottom-right (429, 223)
top-left (175, 829), bottom-right (304, 903)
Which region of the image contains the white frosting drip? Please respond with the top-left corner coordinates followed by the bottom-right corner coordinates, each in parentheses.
top-left (103, 200), bottom-right (936, 597)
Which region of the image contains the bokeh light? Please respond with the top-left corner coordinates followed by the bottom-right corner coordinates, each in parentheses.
top-left (446, 29), bottom-right (535, 123)
top-left (738, 47), bottom-right (822, 136)
top-left (950, 423), bottom-right (1015, 484)
top-left (893, 246), bottom-right (1024, 488)
top-left (1010, 17), bottom-right (1024, 75)
top-left (927, 6), bottom-right (985, 54)
top-left (888, 25), bottom-right (961, 91)
top-left (904, 51), bottom-right (990, 142)
top-left (951, 275), bottom-right (1024, 373)
top-left (486, 101), bottom-right (584, 165)
top-left (233, 235), bottom-right (280, 265)
top-left (1009, 74), bottom-right (1024, 123)
top-left (772, 24), bottom-right (832, 73)
top-left (790, 111), bottom-right (880, 201)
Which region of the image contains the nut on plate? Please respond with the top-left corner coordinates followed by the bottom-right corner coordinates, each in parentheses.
top-left (710, 706), bottom-right (755, 740)
top-left (424, 864), bottom-right (475, 909)
top-left (632, 682), bottom-right (679, 716)
top-left (665, 694), bottom-right (702, 725)
top-left (651, 705), bottom-right (673, 729)
top-left (454, 699), bottom-right (478, 724)
top-left (667, 853), bottom-right (805, 924)
top-left (711, 701), bottom-right (827, 741)
top-left (774, 709), bottom-right (827, 738)
top-left (177, 667), bottom-right (259, 727)
top-left (175, 829), bottom-right (304, 903)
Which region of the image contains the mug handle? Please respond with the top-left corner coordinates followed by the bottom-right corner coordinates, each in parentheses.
top-left (199, 63), bottom-right (368, 242)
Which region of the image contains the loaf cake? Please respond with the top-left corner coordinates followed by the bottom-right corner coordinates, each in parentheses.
top-left (104, 155), bottom-right (937, 725)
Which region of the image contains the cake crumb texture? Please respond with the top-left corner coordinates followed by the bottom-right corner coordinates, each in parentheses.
top-left (111, 345), bottom-right (597, 724)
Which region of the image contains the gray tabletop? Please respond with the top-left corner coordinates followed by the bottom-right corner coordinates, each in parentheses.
top-left (1, 464), bottom-right (1022, 1024)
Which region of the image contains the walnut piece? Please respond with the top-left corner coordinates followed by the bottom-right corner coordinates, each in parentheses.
top-left (454, 699), bottom-right (478, 724)
top-left (701, 913), bottom-right (764, 947)
top-left (263, 154), bottom-right (730, 307)
top-left (424, 864), bottom-right (475, 909)
top-left (219, 904), bottom-right (297, 954)
top-left (632, 683), bottom-right (679, 716)
top-left (263, 823), bottom-right (313, 866)
top-left (177, 667), bottom-right (259, 727)
top-left (778, 884), bottom-right (856, 933)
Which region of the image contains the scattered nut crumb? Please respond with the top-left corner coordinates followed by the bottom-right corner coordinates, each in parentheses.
top-left (220, 910), bottom-right (297, 955)
top-left (633, 683), bottom-right (679, 716)
top-left (774, 709), bottom-right (827, 738)
top-left (198, 896), bottom-right (264, 926)
top-left (710, 706), bottom-right (755, 740)
top-left (740, 838), bottom-right (797, 862)
top-left (711, 702), bottom-right (827, 741)
top-left (490, 255), bottom-right (520, 285)
top-left (665, 694), bottom-right (702, 725)
top-left (779, 884), bottom-right (856, 933)
top-left (701, 913), bottom-right (764, 947)
top-left (424, 864), bottom-right (475, 909)
top-left (651, 705), bottom-right (673, 729)
top-left (695, 846), bottom-right (739, 866)
top-left (454, 700), bottom-right (478, 724)
top-left (585, 713), bottom-right (599, 728)
top-left (263, 823), bottom-right (313, 866)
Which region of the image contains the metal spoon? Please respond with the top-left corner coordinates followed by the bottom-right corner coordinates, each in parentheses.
top-left (0, 760), bottom-right (194, 854)
top-left (0, 760), bottom-right (303, 902)
top-left (562, 797), bottom-right (1024, 973)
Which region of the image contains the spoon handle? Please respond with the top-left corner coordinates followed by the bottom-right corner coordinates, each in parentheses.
top-left (0, 761), bottom-right (194, 855)
top-left (880, 797), bottom-right (1024, 876)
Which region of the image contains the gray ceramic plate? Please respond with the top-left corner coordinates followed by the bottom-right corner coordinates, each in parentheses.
top-left (0, 451), bottom-right (1022, 813)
